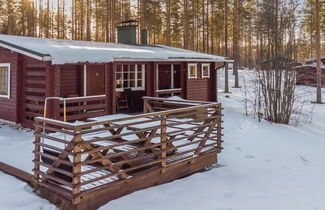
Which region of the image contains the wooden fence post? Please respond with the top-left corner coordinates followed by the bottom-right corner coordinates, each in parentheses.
top-left (216, 105), bottom-right (223, 153)
top-left (161, 114), bottom-right (167, 173)
top-left (33, 123), bottom-right (41, 183)
top-left (72, 130), bottom-right (82, 206)
top-left (143, 98), bottom-right (148, 113)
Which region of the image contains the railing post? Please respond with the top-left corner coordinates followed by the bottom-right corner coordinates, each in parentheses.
top-left (161, 114), bottom-right (167, 173)
top-left (72, 129), bottom-right (82, 206)
top-left (143, 98), bottom-right (148, 113)
top-left (33, 122), bottom-right (41, 184)
top-left (216, 105), bottom-right (223, 153)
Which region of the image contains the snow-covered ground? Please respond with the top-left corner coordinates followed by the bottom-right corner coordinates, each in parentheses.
top-left (1, 70), bottom-right (325, 210)
top-left (0, 172), bottom-right (55, 210)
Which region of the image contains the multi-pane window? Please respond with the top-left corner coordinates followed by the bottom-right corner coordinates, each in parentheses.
top-left (188, 64), bottom-right (198, 79)
top-left (0, 64), bottom-right (10, 98)
top-left (157, 64), bottom-right (181, 90)
top-left (201, 64), bottom-right (210, 78)
top-left (116, 64), bottom-right (145, 90)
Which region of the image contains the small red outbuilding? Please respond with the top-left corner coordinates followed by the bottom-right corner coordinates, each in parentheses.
top-left (296, 57), bottom-right (325, 86)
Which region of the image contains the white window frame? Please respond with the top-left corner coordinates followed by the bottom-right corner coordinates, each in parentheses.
top-left (0, 63), bottom-right (10, 99)
top-left (188, 63), bottom-right (198, 79)
top-left (116, 64), bottom-right (145, 92)
top-left (83, 65), bottom-right (87, 96)
top-left (201, 63), bottom-right (210, 78)
top-left (156, 64), bottom-right (182, 92)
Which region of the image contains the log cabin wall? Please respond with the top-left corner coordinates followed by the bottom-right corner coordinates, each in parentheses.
top-left (296, 66), bottom-right (325, 86)
top-left (21, 56), bottom-right (48, 127)
top-left (209, 62), bottom-right (217, 101)
top-left (60, 65), bottom-right (82, 97)
top-left (186, 62), bottom-right (216, 102)
top-left (146, 62), bottom-right (155, 97)
top-left (0, 47), bottom-right (19, 123)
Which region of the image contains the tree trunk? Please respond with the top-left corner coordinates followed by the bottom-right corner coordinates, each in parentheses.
top-left (86, 0), bottom-right (91, 41)
top-left (315, 0), bottom-right (322, 103)
top-left (166, 0), bottom-right (171, 46)
top-left (224, 0), bottom-right (229, 93)
top-left (233, 0), bottom-right (239, 87)
top-left (183, 0), bottom-right (189, 49)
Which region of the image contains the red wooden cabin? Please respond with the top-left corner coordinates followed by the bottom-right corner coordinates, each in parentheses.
top-left (296, 56), bottom-right (325, 86)
top-left (0, 33), bottom-right (230, 128)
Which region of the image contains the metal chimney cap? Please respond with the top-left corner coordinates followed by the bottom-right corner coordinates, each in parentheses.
top-left (116, 20), bottom-right (138, 28)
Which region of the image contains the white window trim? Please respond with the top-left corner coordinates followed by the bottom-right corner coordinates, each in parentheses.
top-left (116, 64), bottom-right (145, 91)
top-left (156, 64), bottom-right (182, 92)
top-left (155, 64), bottom-right (159, 90)
top-left (0, 63), bottom-right (10, 99)
top-left (83, 65), bottom-right (87, 96)
top-left (188, 63), bottom-right (198, 79)
top-left (156, 88), bottom-right (182, 93)
top-left (201, 63), bottom-right (210, 78)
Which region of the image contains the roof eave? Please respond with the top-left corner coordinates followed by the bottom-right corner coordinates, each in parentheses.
top-left (0, 39), bottom-right (52, 62)
top-left (114, 58), bottom-right (232, 62)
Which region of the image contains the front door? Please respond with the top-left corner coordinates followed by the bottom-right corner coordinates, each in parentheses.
top-left (86, 65), bottom-right (105, 96)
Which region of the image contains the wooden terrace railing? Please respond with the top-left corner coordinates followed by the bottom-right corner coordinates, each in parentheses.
top-left (33, 97), bottom-right (223, 208)
top-left (155, 89), bottom-right (182, 98)
top-left (45, 95), bottom-right (106, 122)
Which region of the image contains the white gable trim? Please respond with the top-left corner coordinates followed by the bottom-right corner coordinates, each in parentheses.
top-left (0, 42), bottom-right (52, 62)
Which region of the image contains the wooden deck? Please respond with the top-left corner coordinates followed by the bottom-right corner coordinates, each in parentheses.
top-left (32, 97), bottom-right (223, 209)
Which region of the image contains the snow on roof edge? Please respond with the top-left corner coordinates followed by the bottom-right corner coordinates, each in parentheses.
top-left (0, 34), bottom-right (228, 65)
top-left (304, 56), bottom-right (325, 63)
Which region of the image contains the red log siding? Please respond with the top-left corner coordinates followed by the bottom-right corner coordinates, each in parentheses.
top-left (106, 63), bottom-right (115, 114)
top-left (209, 62), bottom-right (217, 101)
top-left (186, 63), bottom-right (215, 101)
top-left (296, 66), bottom-right (325, 86)
top-left (187, 79), bottom-right (209, 101)
top-left (21, 56), bottom-right (48, 127)
top-left (180, 62), bottom-right (187, 98)
top-left (0, 47), bottom-right (18, 122)
top-left (60, 65), bottom-right (82, 97)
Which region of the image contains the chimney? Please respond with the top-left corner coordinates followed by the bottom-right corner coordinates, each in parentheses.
top-left (141, 29), bottom-right (148, 45)
top-left (116, 20), bottom-right (137, 45)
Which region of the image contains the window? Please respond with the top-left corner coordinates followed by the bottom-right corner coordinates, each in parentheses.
top-left (157, 64), bottom-right (181, 90)
top-left (116, 64), bottom-right (145, 91)
top-left (0, 63), bottom-right (10, 98)
top-left (201, 64), bottom-right (210, 78)
top-left (188, 64), bottom-right (197, 79)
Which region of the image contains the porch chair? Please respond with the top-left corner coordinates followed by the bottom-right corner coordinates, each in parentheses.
top-left (124, 88), bottom-right (135, 111)
top-left (116, 91), bottom-right (129, 112)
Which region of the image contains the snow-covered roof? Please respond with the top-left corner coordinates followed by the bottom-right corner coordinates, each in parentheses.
top-left (0, 34), bottom-right (230, 65)
top-left (294, 64), bottom-right (325, 69)
top-left (304, 56), bottom-right (325, 63)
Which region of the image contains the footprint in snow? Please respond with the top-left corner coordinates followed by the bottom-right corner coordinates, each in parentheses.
top-left (235, 146), bottom-right (241, 151)
top-left (280, 165), bottom-right (289, 169)
top-left (244, 154), bottom-right (255, 159)
top-left (264, 158), bottom-right (271, 163)
top-left (223, 191), bottom-right (234, 198)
